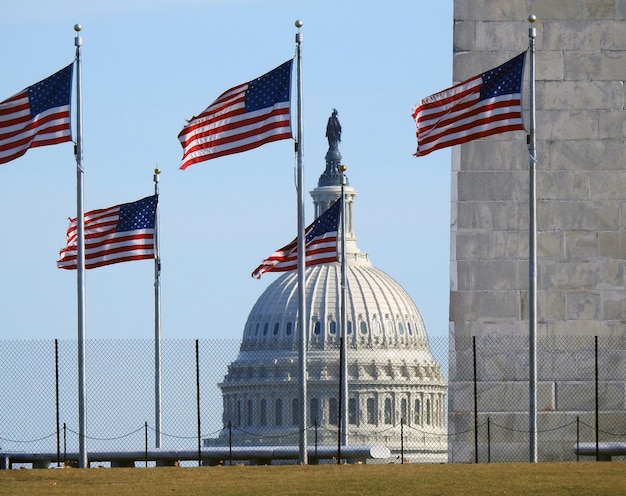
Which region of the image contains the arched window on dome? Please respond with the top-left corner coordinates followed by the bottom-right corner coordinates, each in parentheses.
top-left (275, 398), bottom-right (283, 426)
top-left (384, 398), bottom-right (392, 425)
top-left (260, 399), bottom-right (267, 426)
top-left (401, 398), bottom-right (408, 424)
top-left (329, 320), bottom-right (337, 336)
top-left (273, 322), bottom-right (280, 336)
top-left (348, 398), bottom-right (357, 425)
top-left (426, 398), bottom-right (431, 425)
top-left (407, 322), bottom-right (413, 336)
top-left (360, 321), bottom-right (368, 335)
top-left (373, 318), bottom-right (382, 335)
top-left (310, 398), bottom-right (319, 424)
top-left (286, 321), bottom-right (293, 336)
top-left (435, 395), bottom-right (443, 427)
top-left (313, 321), bottom-right (321, 335)
top-left (347, 321), bottom-right (353, 335)
top-left (329, 398), bottom-right (338, 425)
top-left (255, 323), bottom-right (260, 337)
top-left (397, 322), bottom-right (405, 336)
top-left (385, 319), bottom-right (393, 338)
top-left (414, 399), bottom-right (421, 425)
top-left (367, 397), bottom-right (377, 424)
top-left (263, 323), bottom-right (269, 336)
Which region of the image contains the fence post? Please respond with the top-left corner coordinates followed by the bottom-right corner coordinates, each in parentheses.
top-left (63, 423), bottom-right (67, 465)
top-left (576, 416), bottom-right (580, 462)
top-left (473, 336), bottom-right (478, 464)
top-left (55, 339), bottom-right (61, 467)
top-left (487, 416), bottom-right (491, 463)
top-left (144, 421), bottom-right (148, 467)
top-left (401, 417), bottom-right (404, 464)
top-left (595, 336), bottom-right (598, 462)
top-left (195, 339), bottom-right (201, 467)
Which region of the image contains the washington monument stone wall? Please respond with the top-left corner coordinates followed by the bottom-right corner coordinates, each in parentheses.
top-left (449, 1), bottom-right (626, 462)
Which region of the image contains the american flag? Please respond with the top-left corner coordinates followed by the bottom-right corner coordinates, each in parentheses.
top-left (0, 64), bottom-right (73, 164)
top-left (57, 195), bottom-right (158, 270)
top-left (252, 198), bottom-right (342, 279)
top-left (178, 60), bottom-right (293, 169)
top-left (413, 52), bottom-right (526, 157)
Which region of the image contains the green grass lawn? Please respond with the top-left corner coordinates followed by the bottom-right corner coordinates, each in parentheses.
top-left (0, 462), bottom-right (623, 496)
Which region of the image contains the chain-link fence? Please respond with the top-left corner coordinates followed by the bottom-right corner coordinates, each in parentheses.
top-left (1, 339), bottom-right (238, 467)
top-left (1, 335), bottom-right (623, 466)
top-left (449, 335), bottom-right (626, 463)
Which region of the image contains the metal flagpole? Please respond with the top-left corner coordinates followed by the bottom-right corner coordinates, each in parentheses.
top-left (527, 14), bottom-right (538, 463)
top-left (339, 165), bottom-right (348, 457)
top-left (73, 23), bottom-right (88, 469)
top-left (153, 168), bottom-right (163, 448)
top-left (294, 19), bottom-right (308, 465)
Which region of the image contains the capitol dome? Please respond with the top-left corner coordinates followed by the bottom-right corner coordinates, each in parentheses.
top-left (210, 112), bottom-right (447, 463)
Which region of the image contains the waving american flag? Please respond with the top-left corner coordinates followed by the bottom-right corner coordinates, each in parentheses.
top-left (179, 60), bottom-right (292, 169)
top-left (413, 52), bottom-right (526, 157)
top-left (252, 198), bottom-right (342, 279)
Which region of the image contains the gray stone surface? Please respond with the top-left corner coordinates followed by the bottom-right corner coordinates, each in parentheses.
top-left (450, 0), bottom-right (626, 463)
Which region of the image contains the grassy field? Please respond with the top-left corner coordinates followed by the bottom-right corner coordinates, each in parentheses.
top-left (0, 462), bottom-right (624, 496)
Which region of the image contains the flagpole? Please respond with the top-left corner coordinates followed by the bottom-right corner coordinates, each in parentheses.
top-left (294, 19), bottom-right (308, 465)
top-left (527, 14), bottom-right (538, 464)
top-left (338, 165), bottom-right (348, 459)
top-left (153, 168), bottom-right (163, 449)
top-left (73, 23), bottom-right (88, 469)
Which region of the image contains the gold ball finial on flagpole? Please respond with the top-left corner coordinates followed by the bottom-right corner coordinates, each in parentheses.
top-left (154, 168), bottom-right (161, 175)
top-left (74, 24), bottom-right (82, 32)
top-left (295, 19), bottom-right (303, 28)
top-left (340, 164), bottom-right (347, 173)
top-left (528, 14), bottom-right (537, 23)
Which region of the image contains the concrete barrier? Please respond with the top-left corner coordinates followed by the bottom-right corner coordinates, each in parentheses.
top-left (574, 442), bottom-right (626, 461)
top-left (0, 445), bottom-right (391, 469)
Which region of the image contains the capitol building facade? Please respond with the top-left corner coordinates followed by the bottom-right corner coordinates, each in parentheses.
top-left (205, 116), bottom-right (447, 463)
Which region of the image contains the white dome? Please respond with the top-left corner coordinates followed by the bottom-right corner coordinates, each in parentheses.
top-left (216, 258), bottom-right (447, 462)
top-left (242, 262), bottom-right (434, 355)
top-left (210, 113), bottom-right (447, 463)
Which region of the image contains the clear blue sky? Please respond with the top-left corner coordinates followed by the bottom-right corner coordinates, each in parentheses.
top-left (0, 0), bottom-right (453, 342)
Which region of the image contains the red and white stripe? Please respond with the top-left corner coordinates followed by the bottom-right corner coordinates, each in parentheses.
top-left (0, 90), bottom-right (71, 164)
top-left (413, 75), bottom-right (523, 157)
top-left (178, 83), bottom-right (291, 169)
top-left (57, 204), bottom-right (155, 270)
top-left (252, 230), bottom-right (338, 279)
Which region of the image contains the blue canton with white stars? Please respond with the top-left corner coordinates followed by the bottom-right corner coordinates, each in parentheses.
top-left (28, 64), bottom-right (73, 117)
top-left (306, 198), bottom-right (341, 242)
top-left (480, 52), bottom-right (525, 100)
top-left (116, 195), bottom-right (158, 232)
top-left (245, 60), bottom-right (292, 112)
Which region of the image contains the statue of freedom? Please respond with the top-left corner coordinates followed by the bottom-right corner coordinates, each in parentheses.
top-left (326, 109), bottom-right (341, 150)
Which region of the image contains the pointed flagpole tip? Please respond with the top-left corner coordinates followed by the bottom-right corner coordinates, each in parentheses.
top-left (74, 24), bottom-right (82, 32)
top-left (295, 19), bottom-right (303, 28)
top-left (528, 14), bottom-right (537, 23)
